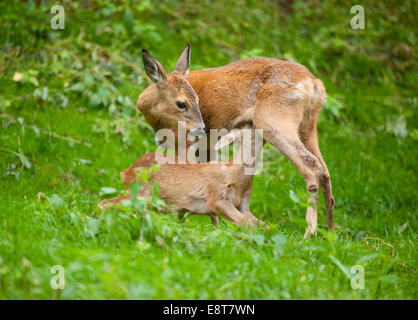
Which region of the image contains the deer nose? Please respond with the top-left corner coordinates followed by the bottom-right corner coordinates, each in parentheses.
top-left (189, 127), bottom-right (206, 137)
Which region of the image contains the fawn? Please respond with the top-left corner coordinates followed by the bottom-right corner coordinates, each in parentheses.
top-left (136, 44), bottom-right (334, 237)
top-left (98, 126), bottom-right (267, 228)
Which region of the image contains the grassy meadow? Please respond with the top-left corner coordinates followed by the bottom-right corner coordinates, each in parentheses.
top-left (0, 0), bottom-right (417, 299)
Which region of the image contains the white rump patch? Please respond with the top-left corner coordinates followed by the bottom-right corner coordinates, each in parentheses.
top-left (285, 81), bottom-right (306, 104)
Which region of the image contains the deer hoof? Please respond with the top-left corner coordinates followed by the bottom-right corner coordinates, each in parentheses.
top-left (308, 184), bottom-right (318, 193)
top-left (304, 227), bottom-right (317, 239)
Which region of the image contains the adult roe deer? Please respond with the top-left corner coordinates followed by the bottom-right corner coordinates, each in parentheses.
top-left (136, 44), bottom-right (334, 237)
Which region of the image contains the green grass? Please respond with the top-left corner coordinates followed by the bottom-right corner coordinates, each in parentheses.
top-left (0, 0), bottom-right (417, 299)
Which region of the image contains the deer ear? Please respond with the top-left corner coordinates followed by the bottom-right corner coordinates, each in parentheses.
top-left (142, 49), bottom-right (168, 85)
top-left (174, 43), bottom-right (191, 76)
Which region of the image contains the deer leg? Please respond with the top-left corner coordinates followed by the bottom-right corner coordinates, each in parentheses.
top-left (177, 210), bottom-right (186, 222)
top-left (301, 125), bottom-right (334, 232)
top-left (98, 184), bottom-right (151, 211)
top-left (209, 199), bottom-right (255, 227)
top-left (237, 190), bottom-right (269, 228)
top-left (253, 98), bottom-right (326, 236)
top-left (237, 190), bottom-right (258, 220)
top-left (210, 214), bottom-right (219, 226)
top-left (254, 118), bottom-right (322, 236)
top-left (97, 194), bottom-right (132, 210)
top-left (304, 193), bottom-right (318, 238)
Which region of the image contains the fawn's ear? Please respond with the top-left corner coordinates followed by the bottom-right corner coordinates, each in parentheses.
top-left (173, 43), bottom-right (191, 76)
top-left (215, 129), bottom-right (242, 150)
top-left (142, 49), bottom-right (168, 86)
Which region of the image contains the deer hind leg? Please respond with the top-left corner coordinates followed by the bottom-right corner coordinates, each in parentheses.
top-left (254, 108), bottom-right (323, 237)
top-left (237, 189), bottom-right (256, 219)
top-left (98, 194), bottom-right (132, 210)
top-left (300, 123), bottom-right (334, 232)
top-left (98, 185), bottom-right (152, 210)
top-left (210, 214), bottom-right (219, 226)
top-left (237, 190), bottom-right (269, 229)
top-left (208, 199), bottom-right (265, 228)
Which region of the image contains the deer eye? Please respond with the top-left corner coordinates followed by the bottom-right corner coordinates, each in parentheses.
top-left (176, 101), bottom-right (187, 110)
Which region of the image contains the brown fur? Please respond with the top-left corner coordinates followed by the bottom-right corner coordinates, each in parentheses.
top-left (138, 44), bottom-right (206, 138)
top-left (99, 138), bottom-right (267, 229)
top-left (137, 53), bottom-right (334, 237)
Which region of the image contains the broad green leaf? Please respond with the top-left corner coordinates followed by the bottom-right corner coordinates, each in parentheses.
top-left (49, 194), bottom-right (65, 209)
top-left (289, 189), bottom-right (300, 203)
top-left (99, 187), bottom-right (118, 196)
top-left (329, 255), bottom-right (351, 279)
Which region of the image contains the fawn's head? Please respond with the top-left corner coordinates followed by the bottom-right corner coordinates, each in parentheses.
top-left (137, 44), bottom-right (206, 137)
